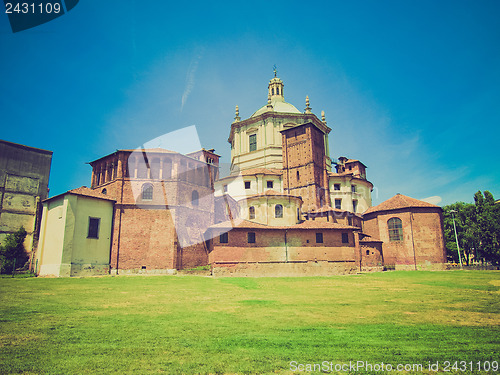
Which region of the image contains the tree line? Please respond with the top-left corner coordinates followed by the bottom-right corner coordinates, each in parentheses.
top-left (443, 191), bottom-right (500, 266)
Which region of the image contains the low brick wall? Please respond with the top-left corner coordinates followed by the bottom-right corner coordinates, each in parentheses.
top-left (110, 268), bottom-right (177, 276)
top-left (212, 261), bottom-right (358, 277)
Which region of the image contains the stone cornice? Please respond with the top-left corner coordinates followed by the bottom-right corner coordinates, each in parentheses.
top-left (228, 112), bottom-right (331, 143)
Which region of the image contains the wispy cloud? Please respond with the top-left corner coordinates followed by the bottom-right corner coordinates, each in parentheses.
top-left (420, 196), bottom-right (442, 205)
top-left (181, 48), bottom-right (204, 111)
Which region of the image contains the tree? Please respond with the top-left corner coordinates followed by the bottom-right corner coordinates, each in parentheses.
top-left (474, 191), bottom-right (500, 265)
top-left (0, 226), bottom-right (28, 274)
top-left (442, 191), bottom-right (500, 266)
top-left (442, 202), bottom-right (477, 264)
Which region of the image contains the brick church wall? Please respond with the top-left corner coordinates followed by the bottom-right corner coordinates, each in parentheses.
top-left (209, 227), bottom-right (357, 268)
top-left (91, 150), bottom-right (216, 273)
top-left (363, 207), bottom-right (446, 268)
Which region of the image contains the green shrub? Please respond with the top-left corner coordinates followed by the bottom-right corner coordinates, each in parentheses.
top-left (0, 227), bottom-right (28, 274)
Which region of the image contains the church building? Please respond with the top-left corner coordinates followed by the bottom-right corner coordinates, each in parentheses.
top-left (34, 73), bottom-right (446, 277)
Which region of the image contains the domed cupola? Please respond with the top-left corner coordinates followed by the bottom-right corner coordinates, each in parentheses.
top-left (250, 69), bottom-right (301, 118)
top-left (268, 75), bottom-right (284, 101)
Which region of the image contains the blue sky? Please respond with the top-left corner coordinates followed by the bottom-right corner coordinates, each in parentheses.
top-left (1, 0), bottom-right (499, 206)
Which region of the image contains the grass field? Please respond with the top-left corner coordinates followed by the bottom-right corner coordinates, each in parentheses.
top-left (0, 271), bottom-right (498, 374)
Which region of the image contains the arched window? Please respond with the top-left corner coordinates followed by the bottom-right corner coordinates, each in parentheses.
top-left (192, 190), bottom-right (199, 206)
top-left (249, 206), bottom-right (255, 219)
top-left (142, 183), bottom-right (153, 200)
top-left (388, 217), bottom-right (403, 242)
top-left (275, 204), bottom-right (283, 218)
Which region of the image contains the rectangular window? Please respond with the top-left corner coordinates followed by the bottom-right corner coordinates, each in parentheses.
top-left (316, 232), bottom-right (323, 244)
top-left (223, 184), bottom-right (228, 193)
top-left (335, 199), bottom-right (342, 209)
top-left (219, 232), bottom-right (228, 243)
top-left (342, 233), bottom-right (349, 244)
top-left (244, 181), bottom-right (251, 189)
top-left (248, 232), bottom-right (256, 243)
top-left (351, 185), bottom-right (356, 193)
top-left (334, 184), bottom-right (341, 191)
top-left (353, 200), bottom-right (358, 213)
top-left (87, 217), bottom-right (100, 239)
top-left (249, 134), bottom-right (257, 152)
top-left (267, 180), bottom-right (273, 189)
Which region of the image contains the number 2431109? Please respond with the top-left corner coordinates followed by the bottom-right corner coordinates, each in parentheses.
top-left (5, 2), bottom-right (62, 14)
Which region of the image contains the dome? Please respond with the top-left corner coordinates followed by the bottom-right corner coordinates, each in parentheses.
top-left (251, 97), bottom-right (301, 117)
top-left (250, 75), bottom-right (301, 118)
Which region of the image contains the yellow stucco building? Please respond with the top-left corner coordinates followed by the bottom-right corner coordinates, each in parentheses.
top-left (35, 187), bottom-right (115, 277)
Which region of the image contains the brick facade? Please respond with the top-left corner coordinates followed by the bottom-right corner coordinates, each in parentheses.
top-left (282, 122), bottom-right (331, 212)
top-left (362, 194), bottom-right (447, 269)
top-left (89, 148), bottom-right (219, 273)
top-left (208, 220), bottom-right (360, 276)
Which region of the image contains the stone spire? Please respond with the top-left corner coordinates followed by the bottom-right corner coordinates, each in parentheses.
top-left (305, 96), bottom-right (312, 114)
top-left (321, 110), bottom-right (326, 124)
top-left (234, 105), bottom-right (241, 122)
top-left (267, 93), bottom-right (273, 110)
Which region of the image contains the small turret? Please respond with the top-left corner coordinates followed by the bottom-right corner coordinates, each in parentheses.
top-left (305, 96), bottom-right (312, 114)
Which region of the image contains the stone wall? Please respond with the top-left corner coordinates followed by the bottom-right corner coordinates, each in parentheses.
top-left (0, 140), bottom-right (52, 258)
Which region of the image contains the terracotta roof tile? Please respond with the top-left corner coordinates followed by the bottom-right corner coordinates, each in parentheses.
top-left (68, 187), bottom-right (116, 201)
top-left (44, 186), bottom-right (116, 203)
top-left (363, 194), bottom-right (440, 215)
top-left (208, 219), bottom-right (358, 231)
top-left (303, 206), bottom-right (363, 218)
top-left (359, 232), bottom-right (383, 243)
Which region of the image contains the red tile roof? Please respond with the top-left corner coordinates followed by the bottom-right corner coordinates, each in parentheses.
top-left (44, 186), bottom-right (116, 203)
top-left (208, 219), bottom-right (358, 231)
top-left (359, 232), bottom-right (383, 243)
top-left (303, 206), bottom-right (363, 218)
top-left (363, 194), bottom-right (440, 215)
top-left (68, 187), bottom-right (116, 201)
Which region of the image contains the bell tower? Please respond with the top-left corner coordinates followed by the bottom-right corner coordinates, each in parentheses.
top-left (281, 122), bottom-right (331, 212)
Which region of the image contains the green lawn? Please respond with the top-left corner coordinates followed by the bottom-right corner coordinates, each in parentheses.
top-left (0, 271), bottom-right (498, 374)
